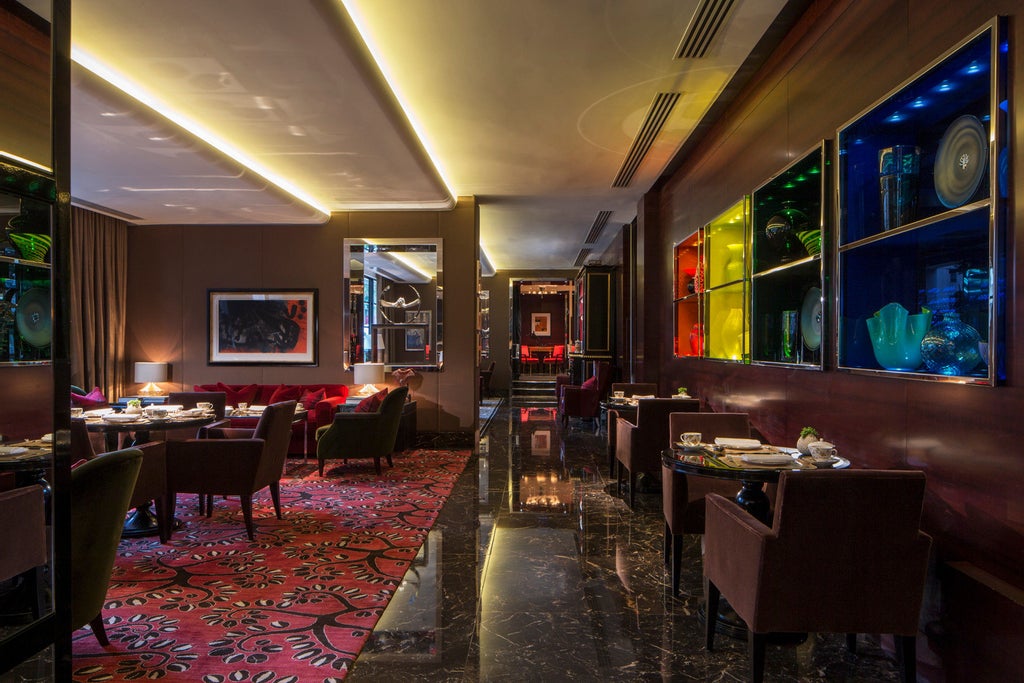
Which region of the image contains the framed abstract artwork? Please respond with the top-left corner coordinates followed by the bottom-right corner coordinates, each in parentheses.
top-left (531, 312), bottom-right (551, 337)
top-left (208, 289), bottom-right (317, 365)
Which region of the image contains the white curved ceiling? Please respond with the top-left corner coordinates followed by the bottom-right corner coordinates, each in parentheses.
top-left (69, 0), bottom-right (793, 270)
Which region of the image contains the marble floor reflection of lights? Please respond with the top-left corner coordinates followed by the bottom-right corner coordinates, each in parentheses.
top-left (348, 401), bottom-right (905, 682)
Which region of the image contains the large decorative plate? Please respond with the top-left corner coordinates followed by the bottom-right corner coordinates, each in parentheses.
top-left (934, 115), bottom-right (988, 209)
top-left (16, 287), bottom-right (51, 348)
top-left (800, 286), bottom-right (822, 351)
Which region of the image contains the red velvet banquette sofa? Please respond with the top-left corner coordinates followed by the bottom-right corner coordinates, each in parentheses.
top-left (194, 382), bottom-right (349, 456)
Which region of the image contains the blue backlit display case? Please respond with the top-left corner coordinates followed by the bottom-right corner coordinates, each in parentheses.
top-left (836, 18), bottom-right (1008, 384)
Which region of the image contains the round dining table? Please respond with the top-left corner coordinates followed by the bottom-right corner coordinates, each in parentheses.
top-left (661, 445), bottom-right (848, 524)
top-left (82, 412), bottom-right (218, 537)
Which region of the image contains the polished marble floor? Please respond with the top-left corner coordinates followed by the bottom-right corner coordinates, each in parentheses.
top-left (348, 402), bottom-right (905, 682)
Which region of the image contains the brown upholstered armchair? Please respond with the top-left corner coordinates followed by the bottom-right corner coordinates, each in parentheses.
top-left (0, 485), bottom-right (47, 620)
top-left (167, 400), bottom-right (297, 540)
top-left (614, 397), bottom-right (699, 508)
top-left (662, 411), bottom-right (751, 595)
top-left (71, 419), bottom-right (173, 543)
top-left (556, 361), bottom-right (611, 427)
top-left (704, 469), bottom-right (932, 683)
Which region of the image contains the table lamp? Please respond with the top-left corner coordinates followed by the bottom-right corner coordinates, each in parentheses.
top-left (353, 362), bottom-right (385, 397)
top-left (134, 361), bottom-right (169, 396)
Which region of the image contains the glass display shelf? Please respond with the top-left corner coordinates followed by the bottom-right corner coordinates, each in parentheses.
top-left (673, 198), bottom-right (748, 362)
top-left (0, 256), bottom-right (51, 364)
top-left (751, 142), bottom-right (828, 368)
top-left (836, 19), bottom-right (1006, 383)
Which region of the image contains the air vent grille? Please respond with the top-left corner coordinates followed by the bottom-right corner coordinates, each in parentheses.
top-left (573, 248), bottom-right (592, 268)
top-left (585, 210), bottom-right (613, 244)
top-left (612, 92), bottom-right (680, 188)
top-left (675, 0), bottom-right (736, 59)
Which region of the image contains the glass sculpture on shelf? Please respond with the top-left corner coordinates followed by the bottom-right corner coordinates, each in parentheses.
top-left (864, 302), bottom-right (932, 371)
top-left (920, 311), bottom-right (982, 375)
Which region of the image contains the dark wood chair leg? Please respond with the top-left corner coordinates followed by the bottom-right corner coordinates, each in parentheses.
top-left (704, 576), bottom-right (719, 650)
top-left (386, 452), bottom-right (394, 467)
top-left (846, 632), bottom-right (858, 653)
top-left (241, 496), bottom-right (255, 540)
top-left (90, 613), bottom-right (110, 646)
top-left (628, 470), bottom-right (636, 509)
top-left (269, 482), bottom-right (282, 519)
top-left (748, 631), bottom-right (766, 683)
top-left (671, 533), bottom-right (683, 596)
top-left (896, 634), bottom-right (916, 683)
top-left (373, 457), bottom-right (382, 475)
top-left (663, 522), bottom-right (671, 566)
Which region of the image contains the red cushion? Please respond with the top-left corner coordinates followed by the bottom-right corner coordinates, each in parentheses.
top-left (269, 384), bottom-right (303, 404)
top-left (299, 387), bottom-right (326, 408)
top-left (355, 387), bottom-right (389, 413)
top-left (216, 382), bottom-right (258, 406)
top-left (581, 376), bottom-right (597, 391)
top-left (71, 386), bottom-right (107, 408)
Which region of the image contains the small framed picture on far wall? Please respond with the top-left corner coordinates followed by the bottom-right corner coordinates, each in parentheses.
top-left (531, 312), bottom-right (551, 337)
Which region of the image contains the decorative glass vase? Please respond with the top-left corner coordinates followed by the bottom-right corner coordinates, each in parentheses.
top-left (864, 302), bottom-right (932, 371)
top-left (920, 311), bottom-right (981, 375)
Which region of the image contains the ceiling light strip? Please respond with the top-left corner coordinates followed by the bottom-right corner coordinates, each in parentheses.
top-left (573, 248), bottom-right (592, 269)
top-left (675, 0), bottom-right (737, 59)
top-left (71, 48), bottom-right (330, 218)
top-left (340, 0), bottom-right (457, 202)
top-left (585, 210), bottom-right (613, 244)
top-left (612, 92), bottom-right (680, 188)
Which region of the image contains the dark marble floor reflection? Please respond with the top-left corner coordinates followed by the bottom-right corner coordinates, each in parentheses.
top-left (348, 403), bottom-right (904, 682)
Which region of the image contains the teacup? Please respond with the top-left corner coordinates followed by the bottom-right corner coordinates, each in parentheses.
top-left (196, 401), bottom-right (214, 412)
top-left (809, 441), bottom-right (837, 460)
top-left (145, 406), bottom-right (171, 419)
top-left (70, 407), bottom-right (84, 418)
top-left (680, 432), bottom-right (702, 448)
top-left (612, 391), bottom-right (625, 399)
top-left (237, 402), bottom-right (249, 412)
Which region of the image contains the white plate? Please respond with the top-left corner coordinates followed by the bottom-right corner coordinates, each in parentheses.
top-left (801, 287), bottom-right (822, 351)
top-left (935, 115), bottom-right (987, 208)
top-left (741, 453), bottom-right (795, 465)
top-left (84, 408), bottom-right (113, 417)
top-left (714, 437), bottom-right (762, 450)
top-left (675, 442), bottom-right (704, 452)
top-left (0, 446), bottom-right (28, 455)
top-left (103, 414), bottom-right (141, 423)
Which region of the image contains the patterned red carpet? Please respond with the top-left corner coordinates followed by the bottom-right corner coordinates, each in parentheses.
top-left (72, 449), bottom-right (471, 682)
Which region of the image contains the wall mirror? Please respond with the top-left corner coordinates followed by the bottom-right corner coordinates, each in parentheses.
top-left (344, 238), bottom-right (443, 370)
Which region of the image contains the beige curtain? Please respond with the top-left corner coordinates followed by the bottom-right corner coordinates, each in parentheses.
top-left (69, 206), bottom-right (128, 401)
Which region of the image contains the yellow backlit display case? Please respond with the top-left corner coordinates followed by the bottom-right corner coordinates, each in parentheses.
top-left (673, 198), bottom-right (749, 362)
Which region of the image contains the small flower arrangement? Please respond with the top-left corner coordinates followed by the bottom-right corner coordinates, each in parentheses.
top-left (797, 426), bottom-right (821, 455)
top-left (799, 426), bottom-right (820, 439)
top-left (676, 387), bottom-right (688, 395)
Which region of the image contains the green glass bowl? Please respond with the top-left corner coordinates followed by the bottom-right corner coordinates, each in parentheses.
top-left (796, 229), bottom-right (821, 256)
top-left (8, 232), bottom-right (51, 262)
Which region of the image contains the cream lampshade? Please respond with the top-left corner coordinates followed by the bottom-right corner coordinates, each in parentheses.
top-left (134, 361), bottom-right (169, 396)
top-left (353, 362), bottom-right (385, 397)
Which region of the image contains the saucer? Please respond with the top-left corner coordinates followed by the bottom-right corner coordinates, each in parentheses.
top-left (676, 442), bottom-right (704, 452)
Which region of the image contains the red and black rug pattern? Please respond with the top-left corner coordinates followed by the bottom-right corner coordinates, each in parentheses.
top-left (72, 449), bottom-right (471, 683)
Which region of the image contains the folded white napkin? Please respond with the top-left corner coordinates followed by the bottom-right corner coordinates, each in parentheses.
top-left (714, 437), bottom-right (762, 450)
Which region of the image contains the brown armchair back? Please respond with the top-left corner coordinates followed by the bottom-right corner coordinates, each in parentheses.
top-left (704, 469), bottom-right (932, 682)
top-left (614, 397), bottom-right (699, 508)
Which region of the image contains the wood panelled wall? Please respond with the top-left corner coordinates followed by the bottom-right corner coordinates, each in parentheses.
top-left (125, 199), bottom-right (479, 435)
top-left (643, 1), bottom-right (1022, 678)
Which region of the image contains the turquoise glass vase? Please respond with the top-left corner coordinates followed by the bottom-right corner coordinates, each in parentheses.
top-left (864, 302), bottom-right (931, 371)
top-left (920, 311), bottom-right (981, 375)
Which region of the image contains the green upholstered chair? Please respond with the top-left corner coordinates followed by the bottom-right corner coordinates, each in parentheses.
top-left (166, 400), bottom-right (297, 540)
top-left (316, 386), bottom-right (409, 476)
top-left (71, 447), bottom-right (143, 645)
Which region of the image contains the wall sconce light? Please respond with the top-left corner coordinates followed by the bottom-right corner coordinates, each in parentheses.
top-left (353, 362), bottom-right (385, 397)
top-left (134, 361), bottom-right (169, 396)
